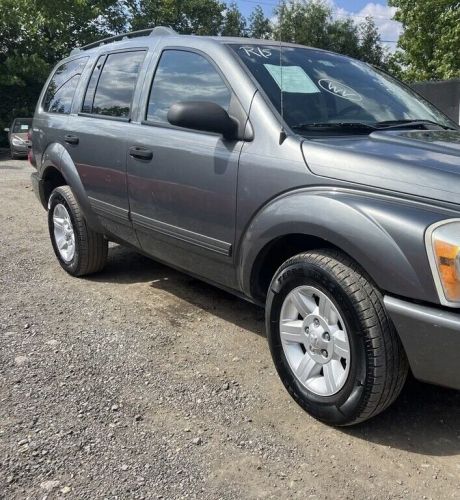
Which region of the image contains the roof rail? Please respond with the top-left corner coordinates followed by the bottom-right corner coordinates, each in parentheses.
top-left (70, 26), bottom-right (177, 55)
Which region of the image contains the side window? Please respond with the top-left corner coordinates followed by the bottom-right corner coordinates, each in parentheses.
top-left (43, 57), bottom-right (88, 114)
top-left (83, 51), bottom-right (145, 118)
top-left (147, 50), bottom-right (231, 124)
top-left (82, 56), bottom-right (105, 113)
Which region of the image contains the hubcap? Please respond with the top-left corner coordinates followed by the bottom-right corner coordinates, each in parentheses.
top-left (280, 286), bottom-right (351, 396)
top-left (53, 203), bottom-right (75, 263)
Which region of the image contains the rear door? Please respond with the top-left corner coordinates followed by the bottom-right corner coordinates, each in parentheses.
top-left (63, 49), bottom-right (147, 244)
top-left (126, 47), bottom-right (244, 287)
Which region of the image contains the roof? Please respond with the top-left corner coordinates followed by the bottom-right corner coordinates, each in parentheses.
top-left (70, 26), bottom-right (327, 56)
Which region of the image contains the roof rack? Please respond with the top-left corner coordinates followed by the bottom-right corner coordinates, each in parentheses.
top-left (70, 26), bottom-right (177, 55)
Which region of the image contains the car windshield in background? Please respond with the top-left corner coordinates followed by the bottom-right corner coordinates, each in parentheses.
top-left (12, 119), bottom-right (32, 133)
top-left (230, 44), bottom-right (455, 134)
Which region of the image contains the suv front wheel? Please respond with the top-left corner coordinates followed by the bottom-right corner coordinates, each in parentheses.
top-left (48, 186), bottom-right (108, 276)
top-left (266, 250), bottom-right (408, 426)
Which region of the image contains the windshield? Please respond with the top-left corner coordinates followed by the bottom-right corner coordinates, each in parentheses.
top-left (230, 44), bottom-right (455, 133)
top-left (12, 119), bottom-right (32, 133)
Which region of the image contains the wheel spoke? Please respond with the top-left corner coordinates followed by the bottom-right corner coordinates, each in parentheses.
top-left (53, 217), bottom-right (66, 229)
top-left (291, 289), bottom-right (316, 317)
top-left (333, 332), bottom-right (350, 360)
top-left (318, 293), bottom-right (337, 325)
top-left (280, 320), bottom-right (304, 344)
top-left (323, 363), bottom-right (338, 393)
top-left (296, 354), bottom-right (318, 383)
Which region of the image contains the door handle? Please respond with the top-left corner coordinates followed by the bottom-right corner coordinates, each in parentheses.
top-left (64, 134), bottom-right (79, 145)
top-left (129, 146), bottom-right (153, 161)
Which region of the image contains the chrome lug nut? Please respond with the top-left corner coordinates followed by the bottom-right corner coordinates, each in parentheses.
top-left (323, 332), bottom-right (330, 341)
top-left (321, 349), bottom-right (328, 358)
top-left (313, 319), bottom-right (320, 327)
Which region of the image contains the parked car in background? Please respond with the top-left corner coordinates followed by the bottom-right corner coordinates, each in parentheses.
top-left (30, 28), bottom-right (460, 426)
top-left (4, 118), bottom-right (32, 158)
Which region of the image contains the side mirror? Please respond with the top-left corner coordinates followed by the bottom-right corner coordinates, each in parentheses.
top-left (4, 128), bottom-right (9, 132)
top-left (167, 101), bottom-right (239, 140)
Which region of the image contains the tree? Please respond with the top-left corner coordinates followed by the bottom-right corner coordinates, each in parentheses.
top-left (358, 16), bottom-right (389, 68)
top-left (248, 5), bottom-right (273, 40)
top-left (275, 0), bottom-right (330, 48)
top-left (0, 0), bottom-right (126, 145)
top-left (389, 0), bottom-right (460, 81)
top-left (274, 0), bottom-right (388, 67)
top-left (128, 0), bottom-right (226, 35)
top-left (221, 2), bottom-right (246, 37)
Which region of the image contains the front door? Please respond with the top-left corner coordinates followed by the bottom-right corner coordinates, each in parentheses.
top-left (127, 49), bottom-right (243, 288)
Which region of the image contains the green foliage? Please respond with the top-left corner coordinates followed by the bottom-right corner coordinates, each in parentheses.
top-left (221, 1), bottom-right (246, 37)
top-left (0, 0), bottom-right (126, 145)
top-left (275, 0), bottom-right (389, 67)
top-left (389, 0), bottom-right (460, 81)
top-left (248, 5), bottom-right (272, 40)
top-left (128, 0), bottom-right (225, 35)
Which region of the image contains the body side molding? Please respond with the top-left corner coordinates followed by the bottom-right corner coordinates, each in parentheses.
top-left (131, 212), bottom-right (232, 257)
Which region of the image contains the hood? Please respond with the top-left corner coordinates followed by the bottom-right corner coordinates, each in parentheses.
top-left (302, 129), bottom-right (460, 206)
top-left (11, 132), bottom-right (29, 141)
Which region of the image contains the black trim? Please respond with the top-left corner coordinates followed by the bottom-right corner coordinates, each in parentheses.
top-left (131, 212), bottom-right (232, 257)
top-left (88, 197), bottom-right (130, 225)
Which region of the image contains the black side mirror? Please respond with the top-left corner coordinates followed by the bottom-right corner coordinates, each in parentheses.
top-left (167, 101), bottom-right (239, 140)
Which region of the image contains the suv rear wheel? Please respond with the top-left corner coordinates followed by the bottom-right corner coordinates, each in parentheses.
top-left (266, 250), bottom-right (408, 426)
top-left (48, 186), bottom-right (108, 276)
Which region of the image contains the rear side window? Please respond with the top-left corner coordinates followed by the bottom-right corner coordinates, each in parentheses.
top-left (82, 56), bottom-right (105, 113)
top-left (43, 57), bottom-right (88, 114)
top-left (83, 51), bottom-right (145, 118)
top-left (147, 50), bottom-right (231, 124)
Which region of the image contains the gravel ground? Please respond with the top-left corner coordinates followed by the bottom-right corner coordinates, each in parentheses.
top-left (1, 155), bottom-right (460, 499)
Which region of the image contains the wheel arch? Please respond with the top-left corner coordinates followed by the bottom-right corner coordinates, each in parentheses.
top-left (39, 143), bottom-right (103, 232)
top-left (237, 188), bottom-right (440, 305)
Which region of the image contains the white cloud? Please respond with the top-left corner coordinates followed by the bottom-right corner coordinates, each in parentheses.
top-left (271, 1), bottom-right (403, 52)
top-left (332, 2), bottom-right (403, 52)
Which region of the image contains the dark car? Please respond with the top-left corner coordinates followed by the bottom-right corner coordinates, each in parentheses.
top-left (4, 117), bottom-right (32, 158)
top-left (30, 27), bottom-right (460, 426)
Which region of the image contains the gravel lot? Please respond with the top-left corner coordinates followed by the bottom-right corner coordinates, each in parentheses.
top-left (1, 154), bottom-right (460, 499)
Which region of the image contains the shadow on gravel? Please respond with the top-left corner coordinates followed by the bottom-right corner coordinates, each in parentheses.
top-left (89, 244), bottom-right (266, 337)
top-left (90, 245), bottom-right (460, 456)
top-left (343, 378), bottom-right (460, 456)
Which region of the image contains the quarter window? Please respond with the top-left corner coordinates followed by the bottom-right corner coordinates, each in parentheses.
top-left (43, 57), bottom-right (88, 114)
top-left (147, 50), bottom-right (231, 124)
top-left (84, 51), bottom-right (145, 118)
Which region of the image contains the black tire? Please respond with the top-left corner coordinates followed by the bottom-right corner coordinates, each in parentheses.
top-left (48, 186), bottom-right (108, 276)
top-left (266, 250), bottom-right (408, 426)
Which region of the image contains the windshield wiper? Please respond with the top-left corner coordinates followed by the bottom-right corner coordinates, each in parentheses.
top-left (292, 122), bottom-right (377, 133)
top-left (375, 119), bottom-right (457, 131)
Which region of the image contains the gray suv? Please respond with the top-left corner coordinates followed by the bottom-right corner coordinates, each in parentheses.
top-left (31, 27), bottom-right (460, 426)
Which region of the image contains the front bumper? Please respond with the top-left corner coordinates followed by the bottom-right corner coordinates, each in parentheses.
top-left (11, 144), bottom-right (28, 155)
top-left (385, 296), bottom-right (460, 390)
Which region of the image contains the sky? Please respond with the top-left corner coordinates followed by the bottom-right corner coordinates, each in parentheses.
top-left (235, 0), bottom-right (403, 51)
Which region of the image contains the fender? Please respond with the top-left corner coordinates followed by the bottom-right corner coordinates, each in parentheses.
top-left (41, 142), bottom-right (104, 233)
top-left (237, 187), bottom-right (455, 304)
